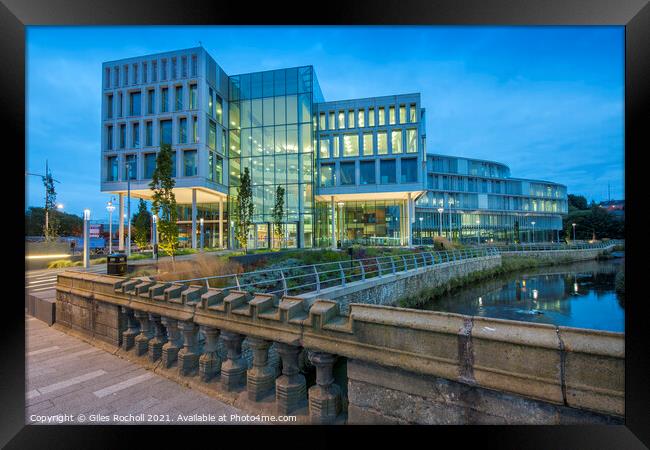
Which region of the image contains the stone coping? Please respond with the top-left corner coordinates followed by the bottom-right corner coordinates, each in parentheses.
top-left (56, 270), bottom-right (624, 417)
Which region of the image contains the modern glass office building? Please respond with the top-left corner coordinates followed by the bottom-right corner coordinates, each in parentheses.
top-left (100, 47), bottom-right (567, 249)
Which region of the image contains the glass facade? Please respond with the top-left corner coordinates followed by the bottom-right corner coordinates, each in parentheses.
top-left (227, 66), bottom-right (323, 249)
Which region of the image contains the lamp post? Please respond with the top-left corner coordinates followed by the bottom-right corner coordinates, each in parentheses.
top-left (476, 218), bottom-right (480, 245)
top-left (448, 198), bottom-right (454, 239)
top-left (572, 223), bottom-right (576, 242)
top-left (152, 213), bottom-right (158, 260)
top-left (83, 209), bottom-right (91, 269)
top-left (531, 221), bottom-right (536, 244)
top-left (106, 200), bottom-right (115, 254)
top-left (199, 217), bottom-right (204, 251)
top-left (437, 207), bottom-right (444, 238)
top-left (419, 216), bottom-right (423, 245)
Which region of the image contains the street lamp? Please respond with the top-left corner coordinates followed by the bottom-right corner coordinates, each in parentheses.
top-left (476, 218), bottom-right (481, 245)
top-left (152, 213), bottom-right (158, 260)
top-left (125, 159), bottom-right (134, 257)
top-left (83, 209), bottom-right (91, 269)
top-left (437, 207), bottom-right (444, 238)
top-left (572, 222), bottom-right (577, 242)
top-left (106, 200), bottom-right (115, 254)
top-left (199, 217), bottom-right (204, 250)
top-left (419, 216), bottom-right (424, 245)
top-left (337, 202), bottom-right (345, 247)
top-left (531, 221), bottom-right (536, 244)
top-left (448, 198), bottom-right (454, 239)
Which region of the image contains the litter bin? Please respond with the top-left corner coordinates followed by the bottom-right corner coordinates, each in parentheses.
top-left (107, 253), bottom-right (127, 276)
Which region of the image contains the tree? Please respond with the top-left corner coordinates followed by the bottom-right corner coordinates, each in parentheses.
top-left (234, 167), bottom-right (254, 252)
top-left (25, 207), bottom-right (82, 237)
top-left (568, 194), bottom-right (588, 211)
top-left (43, 166), bottom-right (58, 241)
top-left (149, 144), bottom-right (179, 259)
top-left (132, 199), bottom-right (151, 250)
top-left (272, 185), bottom-right (285, 249)
top-left (513, 220), bottom-right (520, 244)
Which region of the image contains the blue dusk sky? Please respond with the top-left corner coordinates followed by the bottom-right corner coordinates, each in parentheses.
top-left (26, 26), bottom-right (624, 218)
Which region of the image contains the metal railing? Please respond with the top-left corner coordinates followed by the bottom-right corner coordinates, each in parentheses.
top-left (496, 242), bottom-right (616, 252)
top-left (160, 247), bottom-right (500, 298)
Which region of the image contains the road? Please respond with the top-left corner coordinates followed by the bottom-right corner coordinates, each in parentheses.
top-left (25, 265), bottom-right (107, 295)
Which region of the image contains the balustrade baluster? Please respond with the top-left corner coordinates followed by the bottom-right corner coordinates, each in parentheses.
top-left (121, 307), bottom-right (139, 351)
top-left (160, 317), bottom-right (182, 368)
top-left (177, 321), bottom-right (199, 376)
top-left (308, 351), bottom-right (341, 424)
top-left (246, 337), bottom-right (275, 401)
top-left (133, 310), bottom-right (153, 356)
top-left (148, 313), bottom-right (167, 362)
top-left (199, 326), bottom-right (221, 382)
top-left (221, 331), bottom-right (247, 390)
top-left (275, 342), bottom-right (307, 414)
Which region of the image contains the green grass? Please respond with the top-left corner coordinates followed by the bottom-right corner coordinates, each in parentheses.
top-left (47, 259), bottom-right (83, 269)
top-left (397, 255), bottom-right (578, 309)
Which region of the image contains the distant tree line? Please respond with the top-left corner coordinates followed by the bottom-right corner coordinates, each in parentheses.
top-left (563, 194), bottom-right (624, 240)
top-left (25, 207), bottom-right (83, 237)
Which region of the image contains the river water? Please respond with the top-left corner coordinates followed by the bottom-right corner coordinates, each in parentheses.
top-left (421, 256), bottom-right (625, 332)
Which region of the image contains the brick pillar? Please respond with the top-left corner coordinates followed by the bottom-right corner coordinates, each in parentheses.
top-left (199, 326), bottom-right (221, 382)
top-left (275, 342), bottom-right (307, 414)
top-left (246, 337), bottom-right (275, 401)
top-left (133, 310), bottom-right (152, 356)
top-left (177, 321), bottom-right (199, 376)
top-left (220, 331), bottom-right (247, 391)
top-left (148, 313), bottom-right (167, 362)
top-left (308, 351), bottom-right (341, 424)
top-left (160, 317), bottom-right (182, 368)
top-left (121, 307), bottom-right (139, 351)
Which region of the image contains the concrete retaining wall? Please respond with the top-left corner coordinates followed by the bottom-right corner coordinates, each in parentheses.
top-left (299, 255), bottom-right (502, 314)
top-left (500, 247), bottom-right (611, 261)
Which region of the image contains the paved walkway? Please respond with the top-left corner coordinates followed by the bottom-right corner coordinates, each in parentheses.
top-left (26, 316), bottom-right (245, 425)
top-left (25, 266), bottom-right (107, 295)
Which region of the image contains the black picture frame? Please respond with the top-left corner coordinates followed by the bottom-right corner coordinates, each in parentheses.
top-left (4, 0), bottom-right (647, 447)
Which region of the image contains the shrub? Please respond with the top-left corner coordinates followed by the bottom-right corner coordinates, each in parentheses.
top-left (154, 253), bottom-right (243, 288)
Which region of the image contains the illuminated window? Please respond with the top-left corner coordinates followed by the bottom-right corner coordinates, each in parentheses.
top-left (320, 163), bottom-right (335, 187)
top-left (409, 103), bottom-right (417, 122)
top-left (319, 113), bottom-right (326, 130)
top-left (338, 111), bottom-right (345, 129)
top-left (391, 130), bottom-right (402, 154)
top-left (329, 112), bottom-right (335, 130)
top-left (389, 106), bottom-right (396, 125)
top-left (378, 107), bottom-right (385, 126)
top-left (358, 110), bottom-right (365, 128)
top-left (348, 110), bottom-right (355, 128)
top-left (399, 105), bottom-right (406, 124)
top-left (333, 135), bottom-right (340, 158)
top-left (343, 134), bottom-right (359, 157)
top-left (406, 129), bottom-right (417, 153)
top-left (363, 133), bottom-right (373, 156)
top-left (189, 84), bottom-right (197, 109)
top-left (377, 131), bottom-right (387, 155)
top-left (319, 137), bottom-right (330, 159)
top-left (368, 107), bottom-right (375, 126)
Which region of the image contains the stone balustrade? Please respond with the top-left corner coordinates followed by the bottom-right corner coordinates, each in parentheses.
top-left (55, 270), bottom-right (624, 424)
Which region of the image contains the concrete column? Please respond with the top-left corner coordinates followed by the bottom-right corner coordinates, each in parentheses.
top-left (246, 337), bottom-right (275, 401)
top-left (331, 196), bottom-right (336, 250)
top-left (191, 188), bottom-right (197, 249)
top-left (160, 317), bottom-right (182, 368)
top-left (308, 351), bottom-right (341, 424)
top-left (199, 326), bottom-right (221, 382)
top-left (221, 331), bottom-right (247, 391)
top-left (118, 193), bottom-right (125, 251)
top-left (406, 192), bottom-right (413, 247)
top-left (275, 342), bottom-right (307, 414)
top-left (218, 199), bottom-right (224, 248)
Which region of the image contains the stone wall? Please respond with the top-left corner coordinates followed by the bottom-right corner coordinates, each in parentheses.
top-left (54, 270), bottom-right (624, 425)
top-left (500, 247), bottom-right (611, 261)
top-left (299, 255), bottom-right (502, 314)
top-left (347, 360), bottom-right (622, 425)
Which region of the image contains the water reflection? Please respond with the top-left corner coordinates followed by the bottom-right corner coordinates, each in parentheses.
top-left (422, 258), bottom-right (624, 332)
